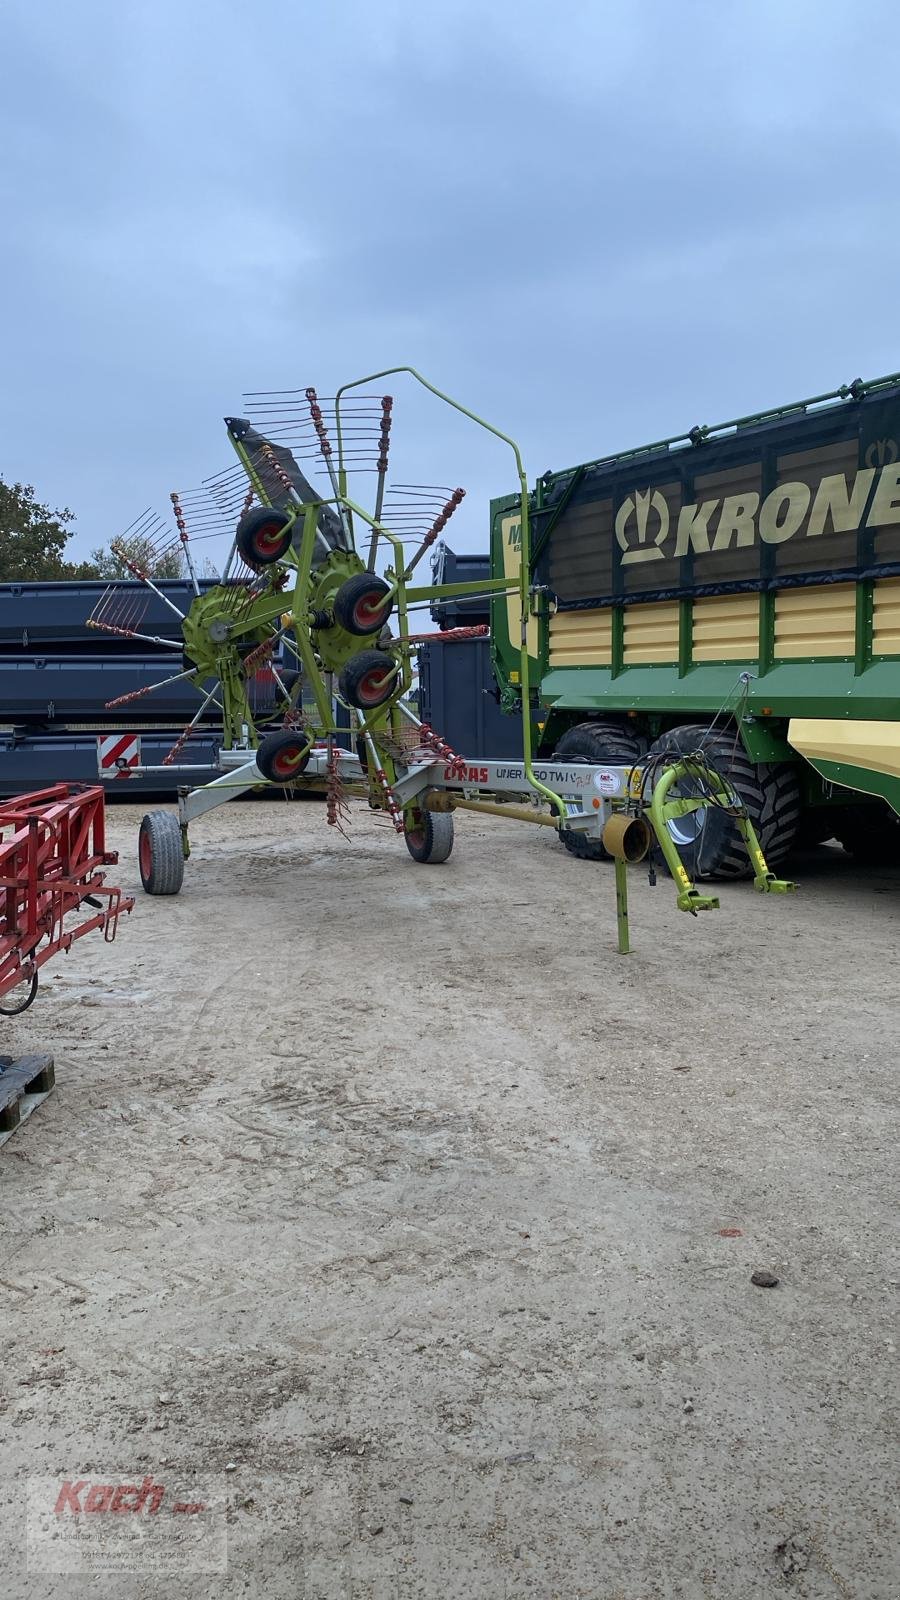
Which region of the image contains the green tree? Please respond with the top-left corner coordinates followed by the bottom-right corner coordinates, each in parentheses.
top-left (0, 477), bottom-right (96, 581)
top-left (89, 534), bottom-right (184, 580)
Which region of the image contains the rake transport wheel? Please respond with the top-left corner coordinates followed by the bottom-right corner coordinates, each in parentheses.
top-left (333, 573), bottom-right (394, 637)
top-left (339, 649), bottom-right (399, 711)
top-left (236, 506), bottom-right (293, 568)
top-left (645, 723), bottom-right (801, 881)
top-left (404, 807), bottom-right (454, 864)
top-left (256, 729), bottom-right (312, 783)
top-left (138, 811), bottom-right (185, 896)
top-left (552, 720), bottom-right (644, 862)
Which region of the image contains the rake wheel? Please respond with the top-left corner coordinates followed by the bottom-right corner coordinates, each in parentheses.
top-left (339, 650), bottom-right (399, 710)
top-left (332, 573), bottom-right (394, 637)
top-left (236, 507), bottom-right (293, 568)
top-left (256, 729), bottom-right (313, 784)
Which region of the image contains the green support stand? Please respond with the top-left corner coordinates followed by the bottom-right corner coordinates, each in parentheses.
top-left (614, 856), bottom-right (630, 954)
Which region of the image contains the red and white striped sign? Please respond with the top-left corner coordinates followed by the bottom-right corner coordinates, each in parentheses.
top-left (97, 734), bottom-right (141, 779)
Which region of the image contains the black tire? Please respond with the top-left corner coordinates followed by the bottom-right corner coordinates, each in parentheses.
top-left (139, 811), bottom-right (185, 896)
top-left (256, 729), bottom-right (312, 783)
top-left (645, 723), bottom-right (800, 881)
top-left (339, 649), bottom-right (399, 710)
top-left (835, 802), bottom-right (900, 865)
top-left (236, 507), bottom-right (293, 568)
top-left (404, 808), bottom-right (454, 864)
top-left (552, 720), bottom-right (644, 862)
top-left (332, 573), bottom-right (394, 636)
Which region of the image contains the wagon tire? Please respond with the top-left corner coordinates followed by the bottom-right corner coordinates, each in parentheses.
top-left (644, 723), bottom-right (800, 881)
top-left (552, 720), bottom-right (644, 862)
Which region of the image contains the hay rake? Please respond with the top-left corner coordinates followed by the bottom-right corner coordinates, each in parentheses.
top-left (94, 368), bottom-right (795, 950)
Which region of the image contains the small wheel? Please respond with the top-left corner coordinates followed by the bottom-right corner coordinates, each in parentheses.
top-left (236, 507), bottom-right (293, 568)
top-left (332, 573), bottom-right (394, 636)
top-left (404, 807), bottom-right (454, 864)
top-left (339, 649), bottom-right (399, 710)
top-left (256, 729), bottom-right (312, 783)
top-left (139, 811), bottom-right (185, 896)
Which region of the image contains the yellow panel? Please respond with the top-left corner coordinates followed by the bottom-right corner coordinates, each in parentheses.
top-left (873, 577), bottom-right (900, 655)
top-left (774, 584), bottom-right (855, 658)
top-left (548, 607), bottom-right (612, 666)
top-left (789, 719), bottom-right (900, 782)
top-left (499, 512), bottom-right (539, 658)
top-left (623, 601), bottom-right (679, 664)
top-left (691, 594), bottom-right (759, 662)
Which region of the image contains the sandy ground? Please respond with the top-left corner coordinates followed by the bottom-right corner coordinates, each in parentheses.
top-left (0, 796), bottom-right (898, 1599)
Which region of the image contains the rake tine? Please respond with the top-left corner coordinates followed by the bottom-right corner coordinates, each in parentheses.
top-left (162, 678), bottom-right (227, 764)
top-left (221, 485), bottom-right (255, 582)
top-left (367, 396), bottom-right (393, 571)
top-left (306, 387), bottom-right (352, 549)
top-left (170, 493), bottom-right (201, 596)
top-left (110, 542), bottom-right (187, 621)
top-left (105, 666), bottom-right (199, 710)
top-left (403, 488), bottom-right (466, 578)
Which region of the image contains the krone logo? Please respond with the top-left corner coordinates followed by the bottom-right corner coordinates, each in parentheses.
top-left (615, 489), bottom-right (670, 564)
top-left (864, 438), bottom-right (899, 468)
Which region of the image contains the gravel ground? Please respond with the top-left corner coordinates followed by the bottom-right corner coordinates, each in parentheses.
top-left (0, 797), bottom-right (897, 1599)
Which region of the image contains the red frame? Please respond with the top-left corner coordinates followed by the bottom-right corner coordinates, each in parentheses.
top-left (0, 785), bottom-right (134, 1001)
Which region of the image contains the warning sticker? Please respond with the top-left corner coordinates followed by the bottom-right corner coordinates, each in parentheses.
top-left (97, 734), bottom-right (141, 779)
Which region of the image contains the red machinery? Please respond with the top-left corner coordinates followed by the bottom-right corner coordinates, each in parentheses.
top-left (0, 786), bottom-right (133, 1015)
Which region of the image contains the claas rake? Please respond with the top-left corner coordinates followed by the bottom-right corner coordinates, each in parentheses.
top-left (91, 368), bottom-right (795, 950)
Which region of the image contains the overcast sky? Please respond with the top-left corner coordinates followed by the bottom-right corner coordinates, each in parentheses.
top-left (3, 0), bottom-right (899, 566)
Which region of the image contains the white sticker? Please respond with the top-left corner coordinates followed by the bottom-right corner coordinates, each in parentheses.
top-left (593, 769), bottom-right (621, 796)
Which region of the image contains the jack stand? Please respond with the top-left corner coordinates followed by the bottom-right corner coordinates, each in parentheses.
top-left (614, 857), bottom-right (631, 955)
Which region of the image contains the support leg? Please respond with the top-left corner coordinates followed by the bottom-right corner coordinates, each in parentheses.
top-left (615, 856), bottom-right (631, 955)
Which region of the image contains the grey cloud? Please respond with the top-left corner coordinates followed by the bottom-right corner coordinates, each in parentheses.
top-left (2, 0), bottom-right (899, 564)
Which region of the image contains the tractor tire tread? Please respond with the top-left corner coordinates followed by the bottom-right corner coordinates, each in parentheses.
top-left (647, 723), bottom-right (800, 880)
top-left (552, 719), bottom-right (644, 863)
